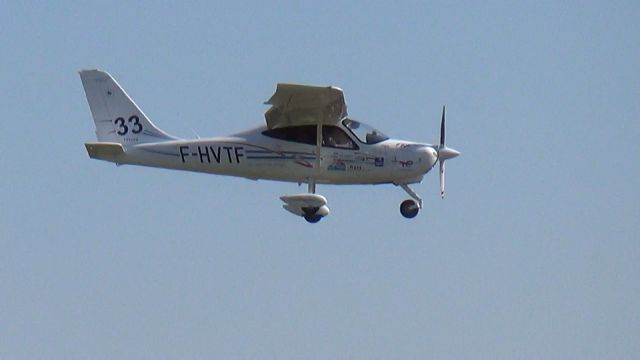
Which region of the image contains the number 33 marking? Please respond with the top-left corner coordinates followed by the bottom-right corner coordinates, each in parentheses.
top-left (114, 115), bottom-right (143, 135)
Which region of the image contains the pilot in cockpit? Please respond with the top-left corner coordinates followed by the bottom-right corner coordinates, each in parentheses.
top-left (323, 126), bottom-right (352, 148)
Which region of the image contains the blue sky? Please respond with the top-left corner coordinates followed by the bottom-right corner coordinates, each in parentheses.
top-left (1, 1), bottom-right (639, 358)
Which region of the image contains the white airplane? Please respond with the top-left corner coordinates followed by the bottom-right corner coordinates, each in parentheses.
top-left (80, 70), bottom-right (460, 223)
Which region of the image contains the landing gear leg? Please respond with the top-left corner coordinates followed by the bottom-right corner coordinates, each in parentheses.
top-left (398, 184), bottom-right (422, 219)
top-left (399, 184), bottom-right (422, 208)
top-left (301, 179), bottom-right (322, 223)
top-left (308, 179), bottom-right (316, 194)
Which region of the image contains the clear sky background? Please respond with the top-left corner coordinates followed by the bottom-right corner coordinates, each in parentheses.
top-left (1, 1), bottom-right (639, 358)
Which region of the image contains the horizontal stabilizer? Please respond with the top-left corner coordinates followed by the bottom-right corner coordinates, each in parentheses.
top-left (85, 142), bottom-right (125, 162)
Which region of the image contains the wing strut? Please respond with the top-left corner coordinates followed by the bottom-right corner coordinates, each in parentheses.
top-left (315, 122), bottom-right (322, 175)
top-left (308, 120), bottom-right (323, 194)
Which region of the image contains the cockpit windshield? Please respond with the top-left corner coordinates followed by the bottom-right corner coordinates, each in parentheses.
top-left (342, 118), bottom-right (389, 144)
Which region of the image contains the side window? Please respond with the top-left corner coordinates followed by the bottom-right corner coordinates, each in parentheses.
top-left (342, 118), bottom-right (389, 144)
top-left (262, 125), bottom-right (316, 145)
top-left (322, 126), bottom-right (357, 149)
top-left (263, 125), bottom-right (358, 150)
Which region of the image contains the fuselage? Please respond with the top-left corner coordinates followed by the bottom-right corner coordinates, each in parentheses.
top-left (118, 121), bottom-right (439, 185)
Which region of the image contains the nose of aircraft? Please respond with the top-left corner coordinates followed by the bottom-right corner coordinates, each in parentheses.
top-left (421, 146), bottom-right (439, 170)
top-left (438, 147), bottom-right (461, 160)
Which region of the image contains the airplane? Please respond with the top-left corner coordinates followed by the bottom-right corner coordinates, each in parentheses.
top-left (80, 69), bottom-right (460, 223)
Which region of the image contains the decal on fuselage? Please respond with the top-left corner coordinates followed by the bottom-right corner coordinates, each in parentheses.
top-left (295, 160), bottom-right (313, 168)
top-left (399, 160), bottom-right (413, 168)
top-left (179, 145), bottom-right (244, 164)
top-left (328, 160), bottom-right (346, 171)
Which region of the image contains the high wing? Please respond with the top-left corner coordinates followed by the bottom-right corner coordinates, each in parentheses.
top-left (264, 83), bottom-right (347, 129)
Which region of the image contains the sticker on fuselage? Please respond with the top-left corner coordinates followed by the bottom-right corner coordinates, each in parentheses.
top-left (328, 160), bottom-right (346, 171)
top-left (179, 145), bottom-right (244, 164)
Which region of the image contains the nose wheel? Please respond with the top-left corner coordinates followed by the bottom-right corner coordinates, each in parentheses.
top-left (400, 199), bottom-right (420, 218)
top-left (397, 183), bottom-right (422, 219)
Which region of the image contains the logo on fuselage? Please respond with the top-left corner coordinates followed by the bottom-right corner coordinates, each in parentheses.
top-left (398, 160), bottom-right (413, 168)
top-left (328, 160), bottom-right (346, 171)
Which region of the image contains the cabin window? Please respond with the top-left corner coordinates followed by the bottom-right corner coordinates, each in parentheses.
top-left (262, 125), bottom-right (317, 145)
top-left (342, 118), bottom-right (389, 144)
top-left (263, 125), bottom-right (358, 149)
top-left (322, 126), bottom-right (357, 149)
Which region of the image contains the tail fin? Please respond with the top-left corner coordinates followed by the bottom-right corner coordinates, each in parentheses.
top-left (79, 69), bottom-right (177, 145)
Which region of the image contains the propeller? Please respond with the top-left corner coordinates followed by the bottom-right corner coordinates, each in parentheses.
top-left (436, 106), bottom-right (460, 198)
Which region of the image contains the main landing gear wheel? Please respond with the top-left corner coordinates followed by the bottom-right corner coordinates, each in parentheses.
top-left (400, 199), bottom-right (420, 218)
top-left (304, 214), bottom-right (322, 223)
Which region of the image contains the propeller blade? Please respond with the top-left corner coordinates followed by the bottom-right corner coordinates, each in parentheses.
top-left (440, 105), bottom-right (446, 147)
top-left (437, 105), bottom-right (458, 198)
top-left (439, 160), bottom-right (446, 198)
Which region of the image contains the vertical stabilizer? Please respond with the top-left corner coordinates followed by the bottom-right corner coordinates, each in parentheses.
top-left (79, 69), bottom-right (176, 144)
